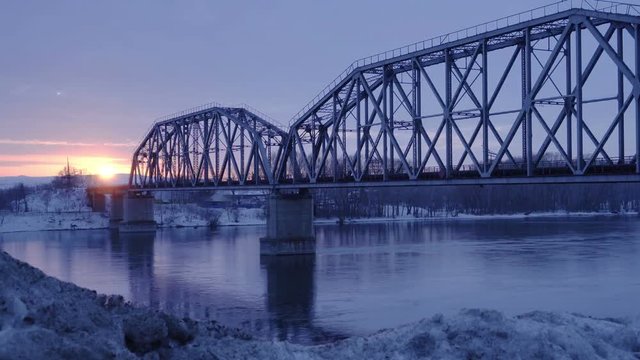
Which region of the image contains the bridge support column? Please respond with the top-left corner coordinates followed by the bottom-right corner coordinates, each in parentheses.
top-left (88, 192), bottom-right (106, 213)
top-left (119, 193), bottom-right (156, 233)
top-left (109, 193), bottom-right (124, 229)
top-left (260, 189), bottom-right (315, 256)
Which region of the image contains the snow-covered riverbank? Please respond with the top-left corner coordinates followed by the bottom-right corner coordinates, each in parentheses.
top-left (1, 250), bottom-right (639, 359)
top-left (317, 210), bottom-right (640, 225)
top-left (1, 185), bottom-right (637, 234)
top-left (2, 208), bottom-right (638, 234)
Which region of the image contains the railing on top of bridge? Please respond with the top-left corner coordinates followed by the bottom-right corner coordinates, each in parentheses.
top-left (288, 0), bottom-right (640, 126)
top-left (136, 102), bottom-right (288, 149)
top-left (151, 102), bottom-right (286, 130)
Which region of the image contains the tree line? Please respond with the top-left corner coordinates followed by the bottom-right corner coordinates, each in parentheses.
top-left (0, 164), bottom-right (86, 213)
top-left (313, 182), bottom-right (640, 219)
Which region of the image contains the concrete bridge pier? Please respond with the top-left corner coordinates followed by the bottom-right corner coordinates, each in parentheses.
top-left (260, 189), bottom-right (315, 256)
top-left (109, 193), bottom-right (124, 229)
top-left (88, 192), bottom-right (106, 213)
top-left (119, 192), bottom-right (156, 233)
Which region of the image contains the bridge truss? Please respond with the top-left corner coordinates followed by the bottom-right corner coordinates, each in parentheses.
top-left (130, 107), bottom-right (287, 188)
top-left (131, 1), bottom-right (640, 190)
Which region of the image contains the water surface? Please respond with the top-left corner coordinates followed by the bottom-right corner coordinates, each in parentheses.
top-left (1, 216), bottom-right (639, 344)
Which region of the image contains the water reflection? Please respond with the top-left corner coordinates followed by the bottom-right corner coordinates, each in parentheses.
top-left (1, 217), bottom-right (640, 344)
top-left (114, 232), bottom-right (157, 309)
top-left (260, 255), bottom-right (346, 343)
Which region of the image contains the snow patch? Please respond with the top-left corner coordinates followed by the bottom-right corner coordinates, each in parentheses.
top-left (1, 251), bottom-right (639, 359)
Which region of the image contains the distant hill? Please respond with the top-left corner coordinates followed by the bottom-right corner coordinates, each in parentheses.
top-left (0, 176), bottom-right (53, 189)
top-left (0, 174), bottom-right (130, 189)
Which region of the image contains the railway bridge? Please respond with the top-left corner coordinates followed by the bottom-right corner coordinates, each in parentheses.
top-left (123, 1), bottom-right (640, 254)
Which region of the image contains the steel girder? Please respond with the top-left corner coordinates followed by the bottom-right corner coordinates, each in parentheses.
top-left (275, 7), bottom-right (640, 187)
top-left (130, 107), bottom-right (287, 188)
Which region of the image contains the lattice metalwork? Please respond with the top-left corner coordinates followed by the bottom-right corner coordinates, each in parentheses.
top-left (275, 2), bottom-right (640, 186)
top-left (130, 107), bottom-right (287, 188)
top-left (131, 1), bottom-right (640, 190)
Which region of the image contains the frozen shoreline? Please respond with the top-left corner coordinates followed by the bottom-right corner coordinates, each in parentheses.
top-left (1, 250), bottom-right (639, 359)
top-left (315, 210), bottom-right (640, 225)
top-left (1, 209), bottom-right (638, 234)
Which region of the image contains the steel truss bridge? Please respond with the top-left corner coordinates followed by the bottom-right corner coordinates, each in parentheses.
top-left (131, 0), bottom-right (640, 191)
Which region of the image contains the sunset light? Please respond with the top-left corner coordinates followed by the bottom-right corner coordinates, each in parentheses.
top-left (4, 1), bottom-right (640, 358)
top-left (97, 164), bottom-right (117, 180)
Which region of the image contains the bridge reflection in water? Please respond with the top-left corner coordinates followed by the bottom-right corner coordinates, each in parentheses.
top-left (113, 230), bottom-right (346, 344)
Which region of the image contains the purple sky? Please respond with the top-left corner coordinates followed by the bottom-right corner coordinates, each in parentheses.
top-left (0, 0), bottom-right (603, 176)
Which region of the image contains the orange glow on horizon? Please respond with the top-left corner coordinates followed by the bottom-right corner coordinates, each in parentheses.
top-left (0, 154), bottom-right (131, 177)
top-left (97, 164), bottom-right (117, 180)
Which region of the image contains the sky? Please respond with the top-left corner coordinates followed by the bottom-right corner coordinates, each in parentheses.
top-left (0, 0), bottom-right (597, 177)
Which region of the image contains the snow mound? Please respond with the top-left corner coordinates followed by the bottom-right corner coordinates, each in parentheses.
top-left (1, 250), bottom-right (639, 359)
top-left (309, 310), bottom-right (640, 359)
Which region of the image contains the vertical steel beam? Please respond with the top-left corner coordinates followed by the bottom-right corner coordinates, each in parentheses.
top-left (566, 32), bottom-right (573, 163)
top-left (636, 24), bottom-right (640, 173)
top-left (414, 64), bottom-right (422, 173)
top-left (311, 116), bottom-right (317, 179)
top-left (482, 39), bottom-right (489, 175)
top-left (383, 67), bottom-right (389, 180)
top-left (365, 90), bottom-right (370, 175)
top-left (321, 124), bottom-right (326, 176)
top-left (389, 71), bottom-right (395, 175)
top-left (617, 27), bottom-right (625, 162)
top-left (521, 42), bottom-right (527, 168)
top-left (240, 127), bottom-right (245, 182)
top-left (413, 66), bottom-right (422, 176)
top-left (576, 21), bottom-right (584, 173)
top-left (356, 77), bottom-right (362, 178)
top-left (445, 49), bottom-right (453, 178)
top-left (524, 27), bottom-right (533, 176)
top-left (204, 118), bottom-right (209, 183)
top-left (254, 121), bottom-right (259, 184)
top-left (332, 94), bottom-right (338, 181)
top-left (342, 100), bottom-right (347, 177)
top-left (214, 116), bottom-right (219, 182)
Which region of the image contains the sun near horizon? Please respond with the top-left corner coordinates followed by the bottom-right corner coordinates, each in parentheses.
top-left (97, 163), bottom-right (118, 180)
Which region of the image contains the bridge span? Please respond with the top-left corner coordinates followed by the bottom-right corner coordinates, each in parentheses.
top-left (123, 1), bottom-right (640, 254)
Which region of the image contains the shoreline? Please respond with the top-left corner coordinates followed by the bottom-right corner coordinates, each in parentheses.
top-left (1, 250), bottom-right (639, 359)
top-left (1, 210), bottom-right (638, 234)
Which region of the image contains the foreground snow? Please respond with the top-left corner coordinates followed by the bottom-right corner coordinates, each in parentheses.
top-left (1, 251), bottom-right (639, 359)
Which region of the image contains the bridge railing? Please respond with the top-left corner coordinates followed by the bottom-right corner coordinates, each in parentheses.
top-left (135, 102), bottom-right (286, 149)
top-left (155, 101), bottom-right (226, 123)
top-left (288, 0), bottom-right (640, 126)
top-left (236, 103), bottom-right (288, 131)
top-left (132, 101), bottom-right (228, 151)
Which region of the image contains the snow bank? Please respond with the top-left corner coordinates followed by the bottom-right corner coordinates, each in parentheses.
top-left (0, 188), bottom-right (108, 233)
top-left (315, 210), bottom-right (640, 226)
top-left (26, 188), bottom-right (92, 213)
top-left (155, 204), bottom-right (266, 228)
top-left (0, 212), bottom-right (108, 233)
top-left (1, 250), bottom-right (639, 359)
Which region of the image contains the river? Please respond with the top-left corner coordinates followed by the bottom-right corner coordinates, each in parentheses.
top-left (1, 216), bottom-right (639, 344)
